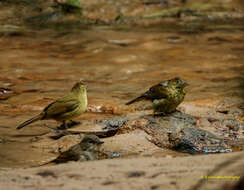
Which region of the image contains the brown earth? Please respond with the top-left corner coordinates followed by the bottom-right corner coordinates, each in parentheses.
top-left (0, 152), bottom-right (244, 190)
top-left (0, 0), bottom-right (244, 189)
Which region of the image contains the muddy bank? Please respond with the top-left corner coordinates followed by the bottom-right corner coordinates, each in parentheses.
top-left (0, 152), bottom-right (244, 190)
top-left (1, 106), bottom-right (243, 168)
top-left (0, 22), bottom-right (244, 167)
top-left (0, 2), bottom-right (244, 190)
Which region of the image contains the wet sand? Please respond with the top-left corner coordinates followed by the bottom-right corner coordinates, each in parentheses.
top-left (1, 25), bottom-right (244, 167)
top-left (0, 152), bottom-right (244, 190)
top-left (0, 2), bottom-right (244, 188)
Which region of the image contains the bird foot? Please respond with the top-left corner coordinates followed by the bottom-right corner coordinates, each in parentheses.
top-left (153, 113), bottom-right (167, 117)
top-left (69, 120), bottom-right (81, 127)
top-left (57, 124), bottom-right (68, 130)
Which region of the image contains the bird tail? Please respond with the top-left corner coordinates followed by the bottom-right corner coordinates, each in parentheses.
top-left (125, 96), bottom-right (145, 105)
top-left (16, 114), bottom-right (43, 130)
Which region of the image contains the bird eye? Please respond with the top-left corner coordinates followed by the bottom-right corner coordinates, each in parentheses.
top-left (176, 79), bottom-right (182, 84)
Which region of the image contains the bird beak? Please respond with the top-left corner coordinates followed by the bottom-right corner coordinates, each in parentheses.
top-left (181, 79), bottom-right (189, 87)
top-left (183, 81), bottom-right (189, 87)
top-left (97, 141), bottom-right (104, 145)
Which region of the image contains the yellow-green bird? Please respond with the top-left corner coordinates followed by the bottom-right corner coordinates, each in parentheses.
top-left (126, 77), bottom-right (189, 114)
top-left (17, 81), bottom-right (87, 130)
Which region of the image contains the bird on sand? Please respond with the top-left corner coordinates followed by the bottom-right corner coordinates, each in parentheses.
top-left (17, 81), bottom-right (87, 130)
top-left (53, 135), bottom-right (104, 163)
top-left (126, 77), bottom-right (189, 114)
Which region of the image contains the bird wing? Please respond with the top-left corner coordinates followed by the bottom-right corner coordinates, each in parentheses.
top-left (43, 98), bottom-right (79, 119)
top-left (146, 84), bottom-right (168, 99)
top-left (54, 144), bottom-right (81, 163)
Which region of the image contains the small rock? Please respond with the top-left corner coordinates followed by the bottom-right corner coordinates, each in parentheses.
top-left (127, 171), bottom-right (145, 178)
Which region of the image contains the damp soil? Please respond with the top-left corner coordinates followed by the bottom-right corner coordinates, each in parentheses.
top-left (0, 1), bottom-right (244, 190)
top-left (0, 1), bottom-right (243, 186)
top-left (0, 20), bottom-right (243, 168)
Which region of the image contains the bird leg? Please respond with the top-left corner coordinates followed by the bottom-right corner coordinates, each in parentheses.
top-left (58, 121), bottom-right (68, 130)
top-left (68, 120), bottom-right (81, 128)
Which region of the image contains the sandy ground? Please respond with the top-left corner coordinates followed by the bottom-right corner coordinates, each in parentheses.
top-left (0, 151), bottom-right (243, 190)
top-left (0, 2), bottom-right (244, 189)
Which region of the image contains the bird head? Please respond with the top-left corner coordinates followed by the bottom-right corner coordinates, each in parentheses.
top-left (164, 77), bottom-right (189, 89)
top-left (71, 81), bottom-right (87, 93)
top-left (80, 135), bottom-right (104, 150)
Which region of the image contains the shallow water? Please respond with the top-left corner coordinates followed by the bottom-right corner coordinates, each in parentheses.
top-left (0, 20), bottom-right (244, 167)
